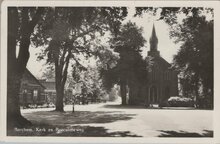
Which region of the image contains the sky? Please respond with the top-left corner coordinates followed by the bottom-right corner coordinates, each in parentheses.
top-left (27, 7), bottom-right (180, 78)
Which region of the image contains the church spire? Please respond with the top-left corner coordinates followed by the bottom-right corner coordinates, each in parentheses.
top-left (150, 24), bottom-right (158, 51)
top-left (148, 23), bottom-right (160, 56)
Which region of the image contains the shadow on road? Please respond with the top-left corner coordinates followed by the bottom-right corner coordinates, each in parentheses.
top-left (23, 111), bottom-right (136, 125)
top-left (158, 130), bottom-right (213, 137)
top-left (8, 124), bottom-right (141, 137)
top-left (50, 125), bottom-right (141, 137)
top-left (8, 111), bottom-right (139, 136)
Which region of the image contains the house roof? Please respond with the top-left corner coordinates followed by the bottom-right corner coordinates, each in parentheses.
top-left (23, 69), bottom-right (46, 89)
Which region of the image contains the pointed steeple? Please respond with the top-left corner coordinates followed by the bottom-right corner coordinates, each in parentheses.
top-left (148, 23), bottom-right (160, 57)
top-left (150, 24), bottom-right (158, 51)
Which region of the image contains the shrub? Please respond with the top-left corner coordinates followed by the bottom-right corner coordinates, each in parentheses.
top-left (167, 96), bottom-right (194, 107)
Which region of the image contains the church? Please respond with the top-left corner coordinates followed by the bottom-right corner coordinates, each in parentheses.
top-left (129, 24), bottom-right (179, 106)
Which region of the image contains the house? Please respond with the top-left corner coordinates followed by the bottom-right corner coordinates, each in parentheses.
top-left (19, 69), bottom-right (46, 107)
top-left (129, 24), bottom-right (179, 106)
top-left (39, 79), bottom-right (56, 104)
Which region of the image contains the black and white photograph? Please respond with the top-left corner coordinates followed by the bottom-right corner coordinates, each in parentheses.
top-left (1, 0), bottom-right (220, 143)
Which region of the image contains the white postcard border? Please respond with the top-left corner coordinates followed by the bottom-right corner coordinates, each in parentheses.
top-left (1, 1), bottom-right (220, 143)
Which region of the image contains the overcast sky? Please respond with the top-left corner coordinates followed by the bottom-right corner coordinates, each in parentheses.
top-left (27, 7), bottom-right (180, 78)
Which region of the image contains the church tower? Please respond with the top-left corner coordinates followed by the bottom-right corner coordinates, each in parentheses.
top-left (148, 24), bottom-right (160, 57)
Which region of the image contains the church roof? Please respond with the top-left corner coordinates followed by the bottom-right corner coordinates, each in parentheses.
top-left (146, 55), bottom-right (171, 70)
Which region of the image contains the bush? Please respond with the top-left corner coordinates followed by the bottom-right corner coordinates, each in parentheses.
top-left (167, 96), bottom-right (194, 107)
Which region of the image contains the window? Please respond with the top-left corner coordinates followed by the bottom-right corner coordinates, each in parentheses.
top-left (33, 90), bottom-right (38, 97)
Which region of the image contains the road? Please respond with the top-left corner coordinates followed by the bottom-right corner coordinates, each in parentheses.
top-left (21, 100), bottom-right (213, 137)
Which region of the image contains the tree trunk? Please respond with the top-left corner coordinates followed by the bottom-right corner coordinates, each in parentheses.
top-left (55, 86), bottom-right (64, 112)
top-left (54, 48), bottom-right (71, 112)
top-left (120, 81), bottom-right (127, 105)
top-left (7, 72), bottom-right (32, 128)
top-left (55, 62), bottom-right (64, 112)
top-left (7, 8), bottom-right (31, 129)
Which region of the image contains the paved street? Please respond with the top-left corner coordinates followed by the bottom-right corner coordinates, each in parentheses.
top-left (21, 100), bottom-right (213, 137)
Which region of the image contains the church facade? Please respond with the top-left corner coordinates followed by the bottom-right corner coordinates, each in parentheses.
top-left (129, 25), bottom-right (179, 106)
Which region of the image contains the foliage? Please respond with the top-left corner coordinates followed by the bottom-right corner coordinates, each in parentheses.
top-left (41, 66), bottom-right (55, 79)
top-left (171, 12), bottom-right (213, 109)
top-left (69, 65), bottom-right (108, 103)
top-left (135, 7), bottom-right (213, 24)
top-left (173, 15), bottom-right (213, 96)
top-left (108, 85), bottom-right (120, 101)
top-left (95, 45), bottom-right (119, 92)
top-left (100, 21), bottom-right (148, 104)
top-left (31, 7), bottom-right (128, 111)
top-left (112, 21), bottom-right (148, 86)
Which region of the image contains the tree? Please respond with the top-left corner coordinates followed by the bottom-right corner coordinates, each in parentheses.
top-left (173, 15), bottom-right (213, 108)
top-left (34, 7), bottom-right (128, 111)
top-left (69, 63), bottom-right (108, 105)
top-left (80, 66), bottom-right (106, 103)
top-left (101, 21), bottom-right (147, 105)
top-left (7, 7), bottom-right (45, 128)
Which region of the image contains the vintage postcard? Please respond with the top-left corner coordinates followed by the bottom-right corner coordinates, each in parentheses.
top-left (1, 0), bottom-right (220, 143)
